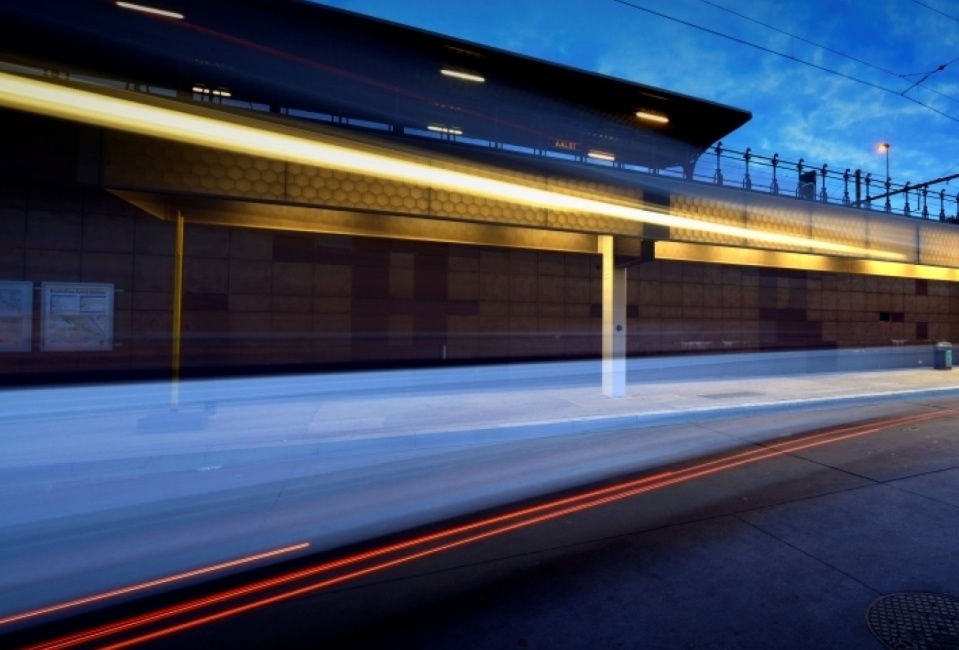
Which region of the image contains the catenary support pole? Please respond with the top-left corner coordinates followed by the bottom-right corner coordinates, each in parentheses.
top-left (600, 235), bottom-right (626, 397)
top-left (171, 210), bottom-right (185, 410)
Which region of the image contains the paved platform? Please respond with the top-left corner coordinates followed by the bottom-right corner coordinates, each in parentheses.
top-left (4, 356), bottom-right (959, 647)
top-left (284, 369), bottom-right (959, 649)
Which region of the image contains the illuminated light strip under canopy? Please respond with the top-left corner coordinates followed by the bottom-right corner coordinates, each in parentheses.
top-left (440, 69), bottom-right (485, 83)
top-left (115, 1), bottom-right (184, 19)
top-left (655, 241), bottom-right (959, 281)
top-left (0, 71), bottom-right (903, 262)
top-left (635, 110), bottom-right (669, 124)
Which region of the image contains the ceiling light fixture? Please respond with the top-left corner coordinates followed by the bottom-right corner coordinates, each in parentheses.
top-left (588, 151), bottom-right (615, 162)
top-left (115, 2), bottom-right (184, 19)
top-left (427, 125), bottom-right (463, 135)
top-left (635, 110), bottom-right (668, 124)
top-left (440, 69), bottom-right (485, 83)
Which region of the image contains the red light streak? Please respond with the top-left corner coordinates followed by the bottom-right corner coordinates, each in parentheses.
top-left (0, 543), bottom-right (310, 626)
top-left (24, 409), bottom-right (951, 649)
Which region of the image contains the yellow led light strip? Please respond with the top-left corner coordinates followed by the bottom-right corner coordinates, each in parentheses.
top-left (0, 71), bottom-right (903, 261)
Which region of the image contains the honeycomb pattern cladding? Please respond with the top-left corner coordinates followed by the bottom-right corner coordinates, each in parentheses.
top-left (670, 195), bottom-right (746, 247)
top-left (105, 133), bottom-right (286, 200)
top-left (920, 224), bottom-right (959, 267)
top-left (547, 178), bottom-right (643, 236)
top-left (811, 209), bottom-right (867, 252)
top-left (428, 187), bottom-right (547, 228)
top-left (869, 218), bottom-right (918, 263)
top-left (101, 132), bottom-right (959, 268)
top-left (547, 210), bottom-right (636, 236)
top-left (286, 163), bottom-right (431, 214)
top-left (105, 133), bottom-right (643, 235)
top-left (744, 203), bottom-right (813, 253)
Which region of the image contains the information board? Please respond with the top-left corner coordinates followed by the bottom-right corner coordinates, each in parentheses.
top-left (0, 281), bottom-right (33, 352)
top-left (41, 282), bottom-right (114, 352)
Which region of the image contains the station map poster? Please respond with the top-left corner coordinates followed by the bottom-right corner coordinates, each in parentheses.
top-left (41, 283), bottom-right (115, 352)
top-left (0, 281), bottom-right (33, 352)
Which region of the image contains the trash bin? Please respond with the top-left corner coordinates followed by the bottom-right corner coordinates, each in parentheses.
top-left (934, 342), bottom-right (953, 370)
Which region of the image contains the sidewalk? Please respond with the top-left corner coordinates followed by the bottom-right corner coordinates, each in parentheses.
top-left (5, 361), bottom-right (959, 467)
top-left (4, 360), bottom-right (959, 642)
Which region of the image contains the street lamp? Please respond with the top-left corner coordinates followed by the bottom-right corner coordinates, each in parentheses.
top-left (878, 142), bottom-right (890, 179)
top-left (878, 142), bottom-right (891, 211)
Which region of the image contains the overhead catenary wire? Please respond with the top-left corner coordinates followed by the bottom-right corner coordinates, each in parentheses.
top-left (899, 54), bottom-right (959, 97)
top-left (611, 0), bottom-right (959, 124)
top-left (692, 0), bottom-right (900, 78)
top-left (693, 0), bottom-right (959, 106)
top-left (907, 0), bottom-right (959, 24)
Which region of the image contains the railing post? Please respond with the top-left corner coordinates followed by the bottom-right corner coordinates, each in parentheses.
top-left (940, 189), bottom-right (946, 221)
top-left (713, 141), bottom-right (724, 185)
top-left (904, 182), bottom-right (911, 217)
top-left (922, 186), bottom-right (929, 219)
top-left (885, 177), bottom-right (892, 212)
top-left (742, 147), bottom-right (752, 190)
top-left (865, 173), bottom-right (872, 210)
top-left (843, 168), bottom-right (851, 205)
top-left (819, 163), bottom-right (828, 202)
top-left (771, 153), bottom-right (779, 194)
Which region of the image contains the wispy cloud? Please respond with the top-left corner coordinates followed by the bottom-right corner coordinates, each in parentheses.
top-left (313, 0), bottom-right (959, 183)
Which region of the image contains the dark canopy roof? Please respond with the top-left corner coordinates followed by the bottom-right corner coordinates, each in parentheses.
top-left (0, 0), bottom-right (751, 171)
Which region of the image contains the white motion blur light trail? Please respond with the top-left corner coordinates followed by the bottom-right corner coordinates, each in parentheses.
top-left (0, 71), bottom-right (903, 261)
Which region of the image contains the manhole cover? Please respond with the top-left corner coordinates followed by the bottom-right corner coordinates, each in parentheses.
top-left (697, 391), bottom-right (763, 400)
top-left (866, 592), bottom-right (959, 649)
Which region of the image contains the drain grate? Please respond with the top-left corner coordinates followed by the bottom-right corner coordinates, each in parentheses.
top-left (866, 592), bottom-right (959, 649)
top-left (697, 391), bottom-right (763, 400)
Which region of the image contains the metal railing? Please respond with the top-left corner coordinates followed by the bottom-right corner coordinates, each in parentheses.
top-left (692, 142), bottom-right (959, 222)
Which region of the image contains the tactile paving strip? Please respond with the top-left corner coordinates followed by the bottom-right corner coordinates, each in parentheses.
top-left (865, 592), bottom-right (959, 649)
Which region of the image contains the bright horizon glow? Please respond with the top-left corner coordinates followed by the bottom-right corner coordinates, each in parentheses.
top-left (0, 71), bottom-right (905, 261)
top-left (115, 2), bottom-right (184, 20)
top-left (440, 69), bottom-right (486, 83)
top-left (635, 110), bottom-right (668, 124)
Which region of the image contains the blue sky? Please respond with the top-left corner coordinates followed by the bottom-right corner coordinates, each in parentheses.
top-left (313, 0), bottom-right (959, 195)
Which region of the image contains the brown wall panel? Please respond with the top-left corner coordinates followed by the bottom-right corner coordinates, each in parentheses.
top-left (3, 112), bottom-right (959, 384)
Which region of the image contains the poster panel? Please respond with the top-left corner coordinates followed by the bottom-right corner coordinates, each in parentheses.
top-left (0, 281), bottom-right (33, 352)
top-left (41, 282), bottom-right (114, 352)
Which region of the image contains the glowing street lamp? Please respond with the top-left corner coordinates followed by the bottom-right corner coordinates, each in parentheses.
top-left (878, 143), bottom-right (891, 212)
top-left (878, 142), bottom-right (891, 180)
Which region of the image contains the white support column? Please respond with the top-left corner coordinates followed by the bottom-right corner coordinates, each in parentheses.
top-left (599, 235), bottom-right (627, 397)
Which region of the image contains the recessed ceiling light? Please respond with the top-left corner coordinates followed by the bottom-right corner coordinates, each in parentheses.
top-left (427, 124), bottom-right (463, 135)
top-left (635, 110), bottom-right (668, 124)
top-left (116, 2), bottom-right (184, 19)
top-left (440, 69), bottom-right (485, 83)
top-left (588, 151), bottom-right (615, 162)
